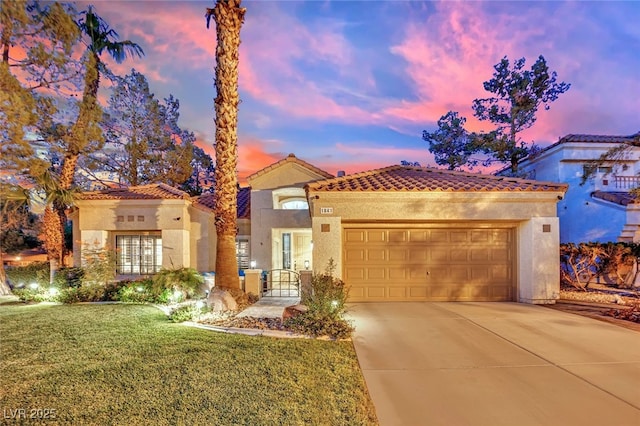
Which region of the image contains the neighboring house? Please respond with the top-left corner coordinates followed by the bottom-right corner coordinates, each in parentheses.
top-left (72, 154), bottom-right (567, 304)
top-left (501, 132), bottom-right (640, 243)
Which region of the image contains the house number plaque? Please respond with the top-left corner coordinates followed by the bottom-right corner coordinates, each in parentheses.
top-left (320, 207), bottom-right (333, 214)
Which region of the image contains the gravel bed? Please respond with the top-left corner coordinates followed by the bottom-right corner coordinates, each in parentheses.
top-left (560, 286), bottom-right (640, 305)
top-left (198, 311), bottom-right (286, 330)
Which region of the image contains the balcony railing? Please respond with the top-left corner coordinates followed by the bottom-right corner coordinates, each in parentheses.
top-left (613, 176), bottom-right (640, 190)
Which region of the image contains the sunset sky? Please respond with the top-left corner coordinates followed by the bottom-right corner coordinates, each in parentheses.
top-left (84, 0), bottom-right (639, 180)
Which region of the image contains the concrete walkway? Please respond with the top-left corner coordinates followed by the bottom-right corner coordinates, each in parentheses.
top-left (348, 302), bottom-right (640, 426)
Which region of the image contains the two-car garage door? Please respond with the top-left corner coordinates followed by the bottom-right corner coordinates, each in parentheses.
top-left (343, 225), bottom-right (515, 302)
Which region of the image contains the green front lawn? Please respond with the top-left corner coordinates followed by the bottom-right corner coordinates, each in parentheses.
top-left (0, 300), bottom-right (378, 425)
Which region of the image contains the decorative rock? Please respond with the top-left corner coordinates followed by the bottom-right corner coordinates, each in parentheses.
top-left (283, 304), bottom-right (308, 320)
top-left (207, 288), bottom-right (238, 311)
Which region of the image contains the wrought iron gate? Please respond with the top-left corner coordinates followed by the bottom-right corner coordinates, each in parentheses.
top-left (261, 269), bottom-right (300, 297)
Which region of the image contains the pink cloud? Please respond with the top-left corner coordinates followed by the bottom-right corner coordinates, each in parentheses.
top-left (383, 1), bottom-right (582, 144)
top-left (93, 2), bottom-right (215, 84)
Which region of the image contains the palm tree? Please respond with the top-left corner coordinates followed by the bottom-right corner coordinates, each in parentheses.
top-left (0, 184), bottom-right (31, 295)
top-left (59, 5), bottom-right (144, 189)
top-left (44, 6), bottom-right (143, 279)
top-left (38, 171), bottom-right (78, 284)
top-left (206, 0), bottom-right (245, 291)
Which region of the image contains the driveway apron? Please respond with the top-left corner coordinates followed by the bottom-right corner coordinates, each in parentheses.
top-left (348, 302), bottom-right (640, 426)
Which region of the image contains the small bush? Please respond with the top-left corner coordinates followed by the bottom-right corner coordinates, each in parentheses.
top-left (57, 287), bottom-right (83, 304)
top-left (117, 285), bottom-right (154, 304)
top-left (151, 268), bottom-right (205, 299)
top-left (284, 312), bottom-right (353, 340)
top-left (57, 284), bottom-right (107, 304)
top-left (13, 286), bottom-right (51, 303)
top-left (302, 259), bottom-right (349, 320)
top-left (6, 262), bottom-right (50, 288)
top-left (81, 243), bottom-right (116, 286)
top-left (288, 259), bottom-right (353, 339)
top-left (54, 267), bottom-right (85, 288)
top-left (104, 280), bottom-right (130, 301)
top-left (169, 302), bottom-right (208, 323)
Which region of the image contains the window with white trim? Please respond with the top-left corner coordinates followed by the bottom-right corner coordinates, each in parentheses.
top-left (116, 235), bottom-right (162, 274)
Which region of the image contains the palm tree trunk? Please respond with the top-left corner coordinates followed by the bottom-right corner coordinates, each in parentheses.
top-left (0, 252), bottom-right (12, 295)
top-left (210, 0), bottom-right (245, 290)
top-left (41, 206), bottom-right (64, 283)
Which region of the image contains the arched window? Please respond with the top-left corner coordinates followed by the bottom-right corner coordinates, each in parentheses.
top-left (272, 188), bottom-right (309, 210)
top-left (280, 199), bottom-right (309, 210)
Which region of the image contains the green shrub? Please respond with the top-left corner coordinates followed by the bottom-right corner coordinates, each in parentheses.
top-left (104, 280), bottom-right (131, 301)
top-left (57, 284), bottom-right (107, 304)
top-left (13, 286), bottom-right (51, 303)
top-left (53, 267), bottom-right (85, 288)
top-left (112, 280), bottom-right (172, 304)
top-left (284, 312), bottom-right (353, 340)
top-left (287, 259), bottom-right (353, 339)
top-left (151, 268), bottom-right (205, 299)
top-left (81, 243), bottom-right (116, 286)
top-left (169, 302), bottom-right (208, 323)
top-left (6, 262), bottom-right (49, 288)
top-left (302, 259), bottom-right (349, 321)
top-left (57, 287), bottom-right (82, 304)
top-left (117, 285), bottom-right (154, 303)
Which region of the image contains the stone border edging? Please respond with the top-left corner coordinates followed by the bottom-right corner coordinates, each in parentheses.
top-left (183, 321), bottom-right (314, 339)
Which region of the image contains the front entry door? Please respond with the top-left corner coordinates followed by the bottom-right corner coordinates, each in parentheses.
top-left (293, 234), bottom-right (312, 271)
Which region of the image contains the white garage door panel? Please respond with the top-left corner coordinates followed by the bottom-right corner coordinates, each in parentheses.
top-left (344, 226), bottom-right (515, 302)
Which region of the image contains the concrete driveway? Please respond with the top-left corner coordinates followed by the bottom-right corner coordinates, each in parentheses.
top-left (348, 302), bottom-right (640, 426)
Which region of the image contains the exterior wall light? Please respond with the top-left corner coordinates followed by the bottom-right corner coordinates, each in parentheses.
top-left (250, 260), bottom-right (257, 269)
top-left (304, 260), bottom-right (310, 270)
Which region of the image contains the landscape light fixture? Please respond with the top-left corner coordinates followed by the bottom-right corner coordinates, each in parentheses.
top-left (304, 260), bottom-right (310, 270)
top-left (250, 260), bottom-right (256, 269)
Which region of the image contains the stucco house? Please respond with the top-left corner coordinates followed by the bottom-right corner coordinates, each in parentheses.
top-left (72, 154), bottom-right (567, 304)
top-left (501, 132), bottom-right (640, 243)
top-left (70, 184), bottom-right (251, 275)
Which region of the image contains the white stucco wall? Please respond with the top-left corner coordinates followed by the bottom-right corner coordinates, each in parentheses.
top-left (311, 216), bottom-right (342, 276)
top-left (518, 217), bottom-right (561, 304)
top-left (161, 229), bottom-right (190, 269)
top-left (189, 207), bottom-right (216, 272)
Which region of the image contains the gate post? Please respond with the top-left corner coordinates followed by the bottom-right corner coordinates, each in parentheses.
top-left (299, 270), bottom-right (313, 301)
top-left (244, 269), bottom-right (263, 299)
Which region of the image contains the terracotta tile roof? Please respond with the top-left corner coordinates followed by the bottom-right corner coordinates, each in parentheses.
top-left (246, 153), bottom-right (333, 182)
top-left (306, 165), bottom-right (568, 193)
top-left (195, 186), bottom-right (251, 219)
top-left (77, 183), bottom-right (190, 200)
top-left (558, 133), bottom-right (639, 144)
top-left (592, 191), bottom-right (639, 206)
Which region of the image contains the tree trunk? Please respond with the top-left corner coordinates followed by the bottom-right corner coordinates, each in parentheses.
top-left (209, 0), bottom-right (245, 291)
top-left (41, 206), bottom-right (64, 283)
top-left (0, 251), bottom-right (12, 295)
